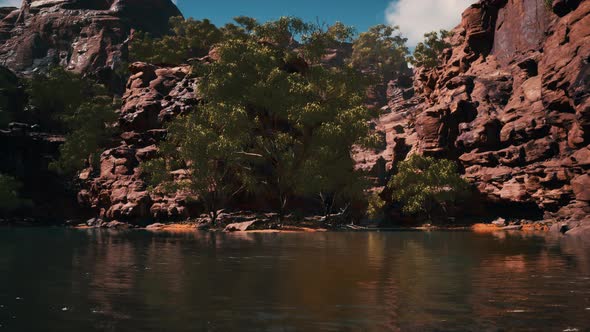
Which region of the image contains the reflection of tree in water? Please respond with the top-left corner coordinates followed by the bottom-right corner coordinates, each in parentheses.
top-left (2, 229), bottom-right (587, 331)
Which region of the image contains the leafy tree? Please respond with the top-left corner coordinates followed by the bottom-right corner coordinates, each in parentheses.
top-left (27, 67), bottom-right (117, 174)
top-left (49, 96), bottom-right (118, 174)
top-left (0, 174), bottom-right (31, 213)
top-left (130, 17), bottom-right (222, 65)
top-left (143, 108), bottom-right (253, 225)
top-left (351, 24), bottom-right (409, 80)
top-left (410, 30), bottom-right (451, 68)
top-left (388, 155), bottom-right (470, 220)
top-left (149, 17), bottom-right (377, 220)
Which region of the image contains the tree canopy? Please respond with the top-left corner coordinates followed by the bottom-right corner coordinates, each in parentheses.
top-left (144, 17), bottom-right (380, 221)
top-left (130, 17), bottom-right (222, 65)
top-left (351, 24), bottom-right (409, 80)
top-left (410, 30), bottom-right (451, 69)
top-left (26, 67), bottom-right (118, 174)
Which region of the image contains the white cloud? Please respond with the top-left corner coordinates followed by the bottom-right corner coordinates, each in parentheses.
top-left (0, 0), bottom-right (21, 7)
top-left (385, 0), bottom-right (477, 47)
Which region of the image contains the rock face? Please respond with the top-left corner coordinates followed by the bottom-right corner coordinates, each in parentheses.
top-left (0, 0), bottom-right (181, 76)
top-left (78, 62), bottom-right (202, 223)
top-left (363, 0), bottom-right (589, 222)
top-left (3, 0), bottom-right (587, 225)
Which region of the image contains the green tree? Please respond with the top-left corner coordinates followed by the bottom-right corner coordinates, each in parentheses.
top-left (388, 155), bottom-right (470, 221)
top-left (143, 107), bottom-right (253, 225)
top-left (149, 17), bottom-right (376, 220)
top-left (130, 17), bottom-right (222, 65)
top-left (27, 67), bottom-right (117, 174)
top-left (410, 30), bottom-right (451, 68)
top-left (351, 24), bottom-right (409, 80)
top-left (0, 174), bottom-right (31, 213)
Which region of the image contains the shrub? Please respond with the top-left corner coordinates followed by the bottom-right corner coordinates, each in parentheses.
top-left (0, 174), bottom-right (31, 212)
top-left (388, 155), bottom-right (470, 220)
top-left (366, 191), bottom-right (386, 221)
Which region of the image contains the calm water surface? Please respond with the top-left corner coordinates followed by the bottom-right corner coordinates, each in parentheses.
top-left (0, 229), bottom-right (589, 331)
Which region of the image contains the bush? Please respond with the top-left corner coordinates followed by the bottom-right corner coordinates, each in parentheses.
top-left (410, 30), bottom-right (451, 69)
top-left (366, 191), bottom-right (386, 221)
top-left (388, 155), bottom-right (470, 221)
top-left (0, 174), bottom-right (31, 212)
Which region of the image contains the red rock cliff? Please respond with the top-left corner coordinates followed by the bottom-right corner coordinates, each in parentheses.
top-left (0, 0), bottom-right (181, 75)
top-left (361, 0), bottom-right (589, 222)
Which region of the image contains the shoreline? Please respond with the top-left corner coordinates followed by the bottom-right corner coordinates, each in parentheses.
top-left (2, 217), bottom-right (588, 238)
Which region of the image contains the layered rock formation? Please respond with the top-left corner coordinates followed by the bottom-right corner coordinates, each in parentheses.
top-left (363, 0), bottom-right (589, 222)
top-left (78, 62), bottom-right (201, 222)
top-left (0, 0), bottom-right (181, 76)
top-left (1, 0), bottom-right (587, 225)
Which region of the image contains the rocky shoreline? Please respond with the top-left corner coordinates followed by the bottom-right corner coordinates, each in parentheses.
top-left (3, 213), bottom-right (589, 240)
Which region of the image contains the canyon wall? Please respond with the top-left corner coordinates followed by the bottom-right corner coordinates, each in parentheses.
top-left (0, 0), bottom-right (588, 224)
top-left (361, 0), bottom-right (589, 222)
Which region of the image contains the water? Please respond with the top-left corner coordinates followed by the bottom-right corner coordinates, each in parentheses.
top-left (0, 229), bottom-right (589, 331)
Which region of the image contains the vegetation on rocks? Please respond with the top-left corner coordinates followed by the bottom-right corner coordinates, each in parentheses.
top-left (0, 174), bottom-right (30, 213)
top-left (388, 155), bottom-right (471, 221)
top-left (130, 17), bottom-right (222, 64)
top-left (26, 67), bottom-right (118, 174)
top-left (410, 30), bottom-right (451, 68)
top-left (351, 24), bottom-right (409, 80)
top-left (143, 17), bottom-right (381, 222)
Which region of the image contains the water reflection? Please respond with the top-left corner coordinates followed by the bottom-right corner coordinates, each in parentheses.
top-left (0, 229), bottom-right (589, 331)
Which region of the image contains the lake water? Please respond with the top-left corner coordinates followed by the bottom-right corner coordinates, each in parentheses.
top-left (0, 229), bottom-right (589, 331)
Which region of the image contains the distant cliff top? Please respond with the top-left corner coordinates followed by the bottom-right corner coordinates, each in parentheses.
top-left (0, 0), bottom-right (182, 74)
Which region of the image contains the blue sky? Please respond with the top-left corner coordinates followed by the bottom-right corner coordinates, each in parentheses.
top-left (175, 0), bottom-right (387, 37)
top-left (173, 0), bottom-right (477, 46)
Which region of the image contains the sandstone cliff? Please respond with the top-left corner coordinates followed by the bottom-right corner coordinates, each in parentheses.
top-left (1, 0), bottom-right (588, 226)
top-left (0, 0), bottom-right (181, 79)
top-left (361, 0), bottom-right (589, 223)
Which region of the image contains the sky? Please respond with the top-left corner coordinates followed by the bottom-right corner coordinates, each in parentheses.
top-left (174, 0), bottom-right (477, 46)
top-left (0, 0), bottom-right (478, 46)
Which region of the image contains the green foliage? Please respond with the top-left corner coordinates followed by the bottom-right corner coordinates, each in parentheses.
top-left (410, 30), bottom-right (451, 69)
top-left (130, 16), bottom-right (222, 65)
top-left (149, 17), bottom-right (376, 218)
top-left (366, 191), bottom-right (386, 221)
top-left (0, 174), bottom-right (31, 212)
top-left (143, 107), bottom-right (253, 224)
top-left (0, 67), bottom-right (23, 127)
top-left (388, 155), bottom-right (470, 220)
top-left (49, 96), bottom-right (118, 174)
top-left (351, 24), bottom-right (409, 80)
top-left (544, 0), bottom-right (554, 8)
top-left (27, 67), bottom-right (117, 174)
